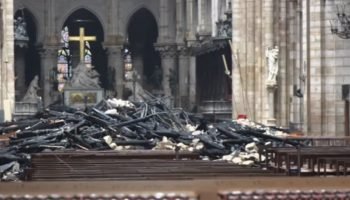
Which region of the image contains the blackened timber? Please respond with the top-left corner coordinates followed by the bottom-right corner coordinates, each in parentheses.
top-left (91, 108), bottom-right (118, 123)
top-left (234, 129), bottom-right (300, 147)
top-left (64, 132), bottom-right (92, 149)
top-left (154, 130), bottom-right (181, 138)
top-left (63, 120), bottom-right (87, 133)
top-left (215, 124), bottom-right (252, 143)
top-left (84, 115), bottom-right (117, 133)
top-left (0, 120), bottom-right (41, 134)
top-left (119, 127), bottom-right (139, 139)
top-left (10, 130), bottom-right (64, 146)
top-left (16, 129), bottom-right (61, 139)
top-left (26, 120), bottom-right (66, 131)
top-left (114, 140), bottom-right (155, 147)
top-left (113, 112), bottom-right (168, 128)
top-left (198, 135), bottom-right (225, 150)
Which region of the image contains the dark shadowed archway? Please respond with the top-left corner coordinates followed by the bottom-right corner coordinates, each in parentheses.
top-left (196, 45), bottom-right (232, 119)
top-left (62, 8), bottom-right (109, 89)
top-left (127, 8), bottom-right (161, 93)
top-left (14, 9), bottom-right (40, 100)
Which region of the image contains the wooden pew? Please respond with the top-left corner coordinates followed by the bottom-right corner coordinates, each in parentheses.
top-left (0, 192), bottom-right (198, 200)
top-left (261, 146), bottom-right (350, 176)
top-left (218, 190), bottom-right (350, 200)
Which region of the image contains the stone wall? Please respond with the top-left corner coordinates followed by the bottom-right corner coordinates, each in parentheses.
top-left (232, 0), bottom-right (349, 136)
top-left (0, 0), bottom-right (14, 121)
top-left (305, 0), bottom-right (350, 136)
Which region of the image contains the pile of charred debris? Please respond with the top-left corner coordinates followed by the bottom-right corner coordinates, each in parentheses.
top-left (0, 96), bottom-right (300, 181)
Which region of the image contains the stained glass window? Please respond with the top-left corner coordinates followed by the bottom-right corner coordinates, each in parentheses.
top-left (84, 41), bottom-right (92, 68)
top-left (57, 26), bottom-right (72, 91)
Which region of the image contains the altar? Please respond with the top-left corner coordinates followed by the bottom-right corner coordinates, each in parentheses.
top-left (61, 27), bottom-right (104, 109)
top-left (64, 88), bottom-right (104, 109)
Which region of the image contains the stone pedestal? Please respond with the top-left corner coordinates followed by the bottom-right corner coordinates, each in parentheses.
top-left (12, 100), bottom-right (42, 121)
top-left (267, 84), bottom-right (277, 126)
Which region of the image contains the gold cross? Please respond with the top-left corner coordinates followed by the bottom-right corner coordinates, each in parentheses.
top-left (69, 27), bottom-right (96, 61)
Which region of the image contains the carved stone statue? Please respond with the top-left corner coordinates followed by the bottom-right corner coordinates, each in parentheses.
top-left (21, 75), bottom-right (40, 103)
top-left (266, 46), bottom-right (279, 86)
top-left (69, 62), bottom-right (101, 89)
top-left (14, 16), bottom-right (29, 41)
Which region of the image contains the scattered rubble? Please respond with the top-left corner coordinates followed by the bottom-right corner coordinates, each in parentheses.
top-left (0, 96), bottom-right (299, 181)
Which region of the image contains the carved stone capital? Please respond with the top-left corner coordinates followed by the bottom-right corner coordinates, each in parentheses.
top-left (154, 43), bottom-right (178, 58)
top-left (104, 35), bottom-right (125, 46)
top-left (105, 45), bottom-right (123, 56)
top-left (177, 44), bottom-right (189, 56)
top-left (15, 40), bottom-right (28, 48)
top-left (38, 46), bottom-right (59, 58)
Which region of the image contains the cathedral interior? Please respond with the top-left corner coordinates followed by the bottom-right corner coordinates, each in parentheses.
top-left (1, 0), bottom-right (350, 199)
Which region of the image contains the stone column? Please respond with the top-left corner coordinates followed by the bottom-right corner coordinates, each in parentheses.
top-left (178, 45), bottom-right (189, 108)
top-left (186, 0), bottom-right (196, 41)
top-left (264, 0), bottom-right (276, 125)
top-left (39, 46), bottom-right (58, 107)
top-left (155, 43), bottom-right (178, 106)
top-left (189, 56), bottom-right (196, 110)
top-left (159, 0), bottom-right (169, 42)
top-left (14, 46), bottom-right (27, 100)
top-left (1, 0), bottom-right (15, 121)
top-left (197, 0), bottom-right (207, 34)
top-left (264, 0), bottom-right (274, 54)
top-left (212, 0), bottom-right (219, 36)
top-left (106, 45), bottom-right (123, 98)
top-left (176, 0), bottom-right (185, 43)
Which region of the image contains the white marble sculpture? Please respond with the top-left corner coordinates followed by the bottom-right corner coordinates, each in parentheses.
top-left (69, 62), bottom-right (101, 89)
top-left (14, 16), bottom-right (29, 41)
top-left (21, 75), bottom-right (40, 103)
top-left (266, 46), bottom-right (279, 86)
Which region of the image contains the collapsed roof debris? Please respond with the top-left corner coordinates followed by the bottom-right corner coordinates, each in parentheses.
top-left (0, 97), bottom-right (298, 181)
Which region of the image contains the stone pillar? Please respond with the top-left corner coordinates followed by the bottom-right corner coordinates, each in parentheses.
top-left (212, 0), bottom-right (219, 37)
top-left (189, 56), bottom-right (196, 110)
top-left (176, 0), bottom-right (185, 43)
top-left (197, 0), bottom-right (206, 34)
top-left (178, 46), bottom-right (189, 108)
top-left (186, 0), bottom-right (196, 41)
top-left (267, 85), bottom-right (277, 126)
top-left (264, 0), bottom-right (275, 125)
top-left (14, 46), bottom-right (27, 100)
top-left (155, 44), bottom-right (178, 105)
top-left (1, 0), bottom-right (15, 121)
top-left (105, 45), bottom-right (123, 98)
top-left (39, 46), bottom-right (58, 107)
top-left (264, 0), bottom-right (274, 47)
top-left (159, 0), bottom-right (169, 42)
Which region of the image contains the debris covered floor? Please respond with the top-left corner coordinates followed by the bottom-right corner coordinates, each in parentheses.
top-left (0, 97), bottom-right (296, 181)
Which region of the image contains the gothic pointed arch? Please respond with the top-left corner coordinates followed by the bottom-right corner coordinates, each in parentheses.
top-left (61, 8), bottom-right (109, 89)
top-left (125, 5), bottom-right (159, 36)
top-left (126, 7), bottom-right (161, 95)
top-left (59, 6), bottom-right (106, 39)
top-left (14, 8), bottom-right (41, 100)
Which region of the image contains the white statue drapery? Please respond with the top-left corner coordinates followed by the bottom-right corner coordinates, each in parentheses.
top-left (266, 46), bottom-right (279, 86)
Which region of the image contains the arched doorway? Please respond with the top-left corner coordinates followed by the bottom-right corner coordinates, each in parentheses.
top-left (127, 8), bottom-right (161, 95)
top-left (14, 9), bottom-right (40, 101)
top-left (196, 45), bottom-right (232, 119)
top-left (62, 8), bottom-right (108, 89)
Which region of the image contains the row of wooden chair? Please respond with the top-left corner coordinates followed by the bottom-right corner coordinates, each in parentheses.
top-left (260, 145), bottom-right (350, 176)
top-left (3, 190), bottom-right (350, 200)
top-left (219, 190), bottom-right (350, 200)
